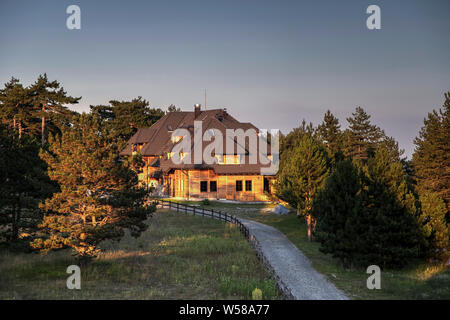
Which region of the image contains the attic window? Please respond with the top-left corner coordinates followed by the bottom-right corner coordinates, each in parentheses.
top-left (171, 135), bottom-right (182, 143)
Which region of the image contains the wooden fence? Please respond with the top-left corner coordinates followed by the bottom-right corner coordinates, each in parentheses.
top-left (151, 199), bottom-right (250, 239)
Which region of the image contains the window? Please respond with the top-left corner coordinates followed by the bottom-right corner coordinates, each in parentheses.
top-left (245, 180), bottom-right (252, 191)
top-left (236, 180), bottom-right (243, 192)
top-left (264, 178), bottom-right (270, 192)
top-left (210, 181), bottom-right (217, 192)
top-left (200, 181), bottom-right (208, 192)
top-left (223, 155), bottom-right (240, 164)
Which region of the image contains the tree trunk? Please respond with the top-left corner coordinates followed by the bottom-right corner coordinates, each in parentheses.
top-left (306, 214), bottom-right (312, 242)
top-left (18, 121), bottom-right (22, 139)
top-left (12, 195), bottom-right (21, 241)
top-left (41, 115), bottom-right (45, 146)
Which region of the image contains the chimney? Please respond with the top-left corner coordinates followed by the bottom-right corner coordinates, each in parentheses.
top-left (194, 104), bottom-right (201, 118)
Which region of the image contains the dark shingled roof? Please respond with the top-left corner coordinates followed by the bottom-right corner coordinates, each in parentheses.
top-left (120, 107), bottom-right (274, 175)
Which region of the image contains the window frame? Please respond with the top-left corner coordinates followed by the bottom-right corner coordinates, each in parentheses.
top-left (235, 180), bottom-right (243, 192)
top-left (245, 180), bottom-right (252, 191)
top-left (200, 181), bottom-right (208, 193)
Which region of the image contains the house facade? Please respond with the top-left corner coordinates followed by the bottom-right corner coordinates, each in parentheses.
top-left (120, 104), bottom-right (275, 202)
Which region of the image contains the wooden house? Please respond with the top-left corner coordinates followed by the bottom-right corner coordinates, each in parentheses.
top-left (120, 104), bottom-right (275, 201)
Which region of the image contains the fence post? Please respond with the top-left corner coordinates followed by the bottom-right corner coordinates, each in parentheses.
top-left (202, 208), bottom-right (204, 217)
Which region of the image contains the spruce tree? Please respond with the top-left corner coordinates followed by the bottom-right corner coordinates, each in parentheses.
top-left (31, 114), bottom-right (155, 258)
top-left (344, 107), bottom-right (383, 162)
top-left (317, 110), bottom-right (344, 163)
top-left (277, 134), bottom-right (329, 241)
top-left (413, 92), bottom-right (450, 215)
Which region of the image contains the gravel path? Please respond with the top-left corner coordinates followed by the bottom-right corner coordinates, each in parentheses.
top-left (239, 218), bottom-right (348, 300)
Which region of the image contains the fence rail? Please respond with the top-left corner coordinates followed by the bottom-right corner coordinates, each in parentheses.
top-left (151, 199), bottom-right (250, 239)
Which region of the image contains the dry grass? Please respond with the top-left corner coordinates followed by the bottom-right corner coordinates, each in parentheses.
top-left (0, 209), bottom-right (280, 300)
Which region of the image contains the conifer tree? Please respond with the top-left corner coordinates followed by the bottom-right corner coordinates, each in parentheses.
top-left (418, 191), bottom-right (449, 260)
top-left (362, 150), bottom-right (422, 268)
top-left (0, 78), bottom-right (34, 138)
top-left (167, 104), bottom-right (180, 112)
top-left (91, 97), bottom-right (164, 142)
top-left (412, 92), bottom-right (450, 215)
top-left (312, 160), bottom-right (364, 267)
top-left (280, 120), bottom-right (316, 157)
top-left (344, 107), bottom-right (383, 162)
top-left (0, 125), bottom-right (55, 246)
top-left (277, 135), bottom-right (329, 241)
top-left (313, 148), bottom-right (422, 269)
top-left (28, 74), bottom-right (81, 145)
top-left (317, 110), bottom-right (343, 163)
top-left (31, 114), bottom-right (155, 258)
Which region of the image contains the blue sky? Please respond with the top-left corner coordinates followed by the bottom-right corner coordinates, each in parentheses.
top-left (1, 0), bottom-right (449, 158)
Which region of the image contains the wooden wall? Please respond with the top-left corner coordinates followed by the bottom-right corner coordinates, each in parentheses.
top-left (167, 169), bottom-right (271, 201)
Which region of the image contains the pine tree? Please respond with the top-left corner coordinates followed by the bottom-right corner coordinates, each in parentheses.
top-left (0, 78), bottom-right (34, 138)
top-left (0, 124), bottom-right (55, 247)
top-left (167, 104), bottom-right (180, 112)
top-left (280, 119), bottom-right (316, 157)
top-left (90, 97), bottom-right (165, 142)
top-left (31, 114), bottom-right (155, 258)
top-left (277, 134), bottom-right (329, 241)
top-left (362, 148), bottom-right (422, 268)
top-left (317, 110), bottom-right (344, 163)
top-left (28, 74), bottom-right (81, 146)
top-left (344, 107), bottom-right (383, 162)
top-left (412, 92), bottom-right (450, 215)
top-left (313, 148), bottom-right (422, 269)
top-left (312, 160), bottom-right (365, 267)
top-left (418, 191), bottom-right (449, 260)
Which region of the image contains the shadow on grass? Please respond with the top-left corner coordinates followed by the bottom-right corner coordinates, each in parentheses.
top-left (0, 209), bottom-right (281, 300)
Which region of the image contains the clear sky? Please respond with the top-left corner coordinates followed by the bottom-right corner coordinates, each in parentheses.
top-left (1, 0), bottom-right (449, 158)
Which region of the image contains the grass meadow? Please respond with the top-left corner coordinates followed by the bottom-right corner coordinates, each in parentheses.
top-left (0, 209), bottom-right (280, 300)
top-left (166, 199), bottom-right (450, 300)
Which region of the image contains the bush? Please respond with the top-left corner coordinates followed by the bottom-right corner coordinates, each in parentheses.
top-left (201, 199), bottom-right (211, 206)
